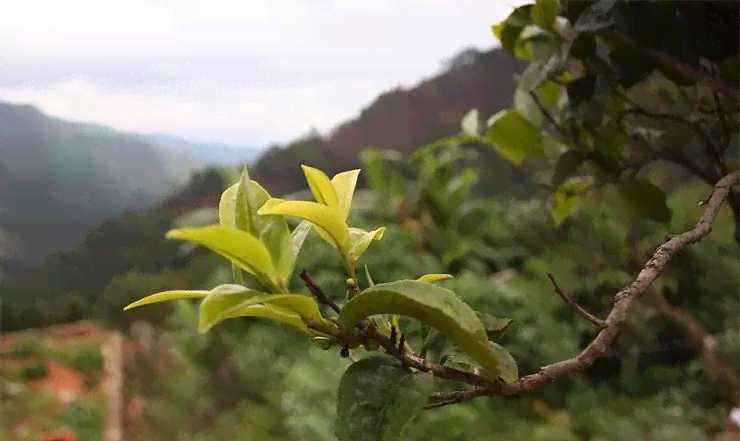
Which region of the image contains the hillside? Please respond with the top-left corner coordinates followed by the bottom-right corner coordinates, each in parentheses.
top-left (249, 47), bottom-right (525, 195)
top-left (0, 102), bottom-right (257, 271)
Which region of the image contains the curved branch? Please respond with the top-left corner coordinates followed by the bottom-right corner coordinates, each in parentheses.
top-left (427, 170), bottom-right (740, 409)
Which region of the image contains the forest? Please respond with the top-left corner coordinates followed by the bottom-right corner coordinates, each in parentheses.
top-left (1, 1), bottom-right (739, 440)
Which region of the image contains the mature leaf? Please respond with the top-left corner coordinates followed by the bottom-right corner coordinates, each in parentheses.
top-left (531, 0), bottom-right (560, 30)
top-left (166, 225), bottom-right (279, 285)
top-left (331, 169), bottom-right (361, 221)
top-left (552, 150), bottom-right (587, 187)
top-left (258, 199), bottom-right (350, 249)
top-left (349, 227), bottom-right (386, 260)
top-left (573, 0), bottom-right (617, 32)
top-left (475, 312), bottom-right (514, 340)
top-left (493, 5), bottom-right (534, 56)
top-left (515, 88), bottom-right (545, 128)
top-left (486, 109), bottom-right (545, 166)
top-left (617, 178), bottom-right (672, 223)
top-left (335, 356), bottom-right (433, 441)
top-left (446, 341), bottom-right (519, 383)
top-left (551, 192), bottom-right (585, 226)
top-left (559, 176), bottom-right (595, 195)
top-left (514, 26), bottom-right (554, 61)
top-left (338, 280), bottom-right (505, 379)
top-left (301, 165), bottom-right (340, 209)
top-left (123, 290), bottom-right (209, 311)
top-left (417, 274), bottom-right (453, 283)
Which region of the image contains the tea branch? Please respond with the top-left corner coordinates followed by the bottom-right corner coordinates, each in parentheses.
top-left (428, 171), bottom-right (739, 408)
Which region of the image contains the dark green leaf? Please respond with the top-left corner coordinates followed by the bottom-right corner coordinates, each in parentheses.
top-left (617, 178), bottom-right (672, 223)
top-left (335, 356), bottom-right (433, 441)
top-left (338, 280), bottom-right (506, 379)
top-left (573, 0), bottom-right (617, 32)
top-left (476, 312), bottom-right (514, 340)
top-left (552, 150), bottom-right (587, 187)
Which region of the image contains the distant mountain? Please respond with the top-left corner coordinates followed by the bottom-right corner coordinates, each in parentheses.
top-left (248, 47), bottom-right (526, 196)
top-left (0, 101), bottom-right (258, 270)
top-left (148, 134), bottom-right (261, 168)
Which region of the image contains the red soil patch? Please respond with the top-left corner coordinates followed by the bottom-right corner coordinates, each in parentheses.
top-left (36, 428), bottom-right (78, 441)
top-left (26, 360), bottom-right (84, 403)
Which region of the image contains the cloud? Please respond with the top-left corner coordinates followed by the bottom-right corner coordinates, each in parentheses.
top-left (1, 0), bottom-right (529, 146)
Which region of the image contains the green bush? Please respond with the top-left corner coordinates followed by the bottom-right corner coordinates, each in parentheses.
top-left (18, 362), bottom-right (48, 381)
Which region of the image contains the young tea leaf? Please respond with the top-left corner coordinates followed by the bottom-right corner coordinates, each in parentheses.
top-left (166, 225), bottom-right (279, 286)
top-left (417, 274), bottom-right (454, 283)
top-left (200, 288), bottom-right (321, 333)
top-left (348, 227), bottom-right (386, 260)
top-left (258, 199), bottom-right (350, 250)
top-left (301, 165), bottom-right (340, 209)
top-left (331, 169), bottom-right (362, 221)
top-left (123, 290), bottom-right (209, 311)
top-left (337, 280), bottom-right (505, 379)
top-left (335, 355), bottom-right (433, 441)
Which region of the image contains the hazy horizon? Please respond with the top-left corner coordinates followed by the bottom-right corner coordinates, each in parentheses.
top-left (1, 0), bottom-right (528, 149)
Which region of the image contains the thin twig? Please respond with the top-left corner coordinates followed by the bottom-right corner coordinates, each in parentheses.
top-left (547, 273), bottom-right (606, 328)
top-left (300, 270), bottom-right (341, 313)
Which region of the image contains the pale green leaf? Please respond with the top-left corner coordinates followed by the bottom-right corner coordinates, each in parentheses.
top-left (331, 169), bottom-right (361, 221)
top-left (258, 199), bottom-right (350, 249)
top-left (559, 176), bottom-right (595, 195)
top-left (290, 220), bottom-right (313, 260)
top-left (531, 0), bottom-right (560, 29)
top-left (514, 89), bottom-right (544, 128)
top-left (199, 286), bottom-right (321, 332)
top-left (348, 227), bottom-right (386, 260)
top-left (337, 280), bottom-right (505, 379)
top-left (460, 108), bottom-right (480, 136)
top-left (219, 183), bottom-right (240, 229)
top-left (485, 109), bottom-right (545, 166)
top-left (417, 274), bottom-right (453, 283)
top-left (217, 303), bottom-right (308, 334)
top-left (235, 167), bottom-right (252, 233)
top-left (335, 355), bottom-right (433, 441)
top-left (364, 265), bottom-right (376, 287)
top-left (124, 290), bottom-right (209, 311)
top-left (550, 192), bottom-right (585, 226)
top-left (166, 225), bottom-right (279, 285)
top-left (301, 165), bottom-right (340, 209)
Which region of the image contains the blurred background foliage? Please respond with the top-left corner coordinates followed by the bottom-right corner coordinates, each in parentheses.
top-left (2, 0), bottom-right (739, 440)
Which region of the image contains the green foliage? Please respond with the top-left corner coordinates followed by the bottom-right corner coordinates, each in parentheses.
top-left (338, 280), bottom-right (514, 381)
top-left (18, 362), bottom-right (48, 381)
top-left (57, 400), bottom-right (104, 441)
top-left (335, 356), bottom-right (433, 441)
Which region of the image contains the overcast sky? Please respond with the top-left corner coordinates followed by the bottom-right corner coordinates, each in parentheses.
top-left (1, 0), bottom-right (527, 148)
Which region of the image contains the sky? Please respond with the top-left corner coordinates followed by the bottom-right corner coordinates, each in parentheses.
top-left (1, 0), bottom-right (528, 148)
